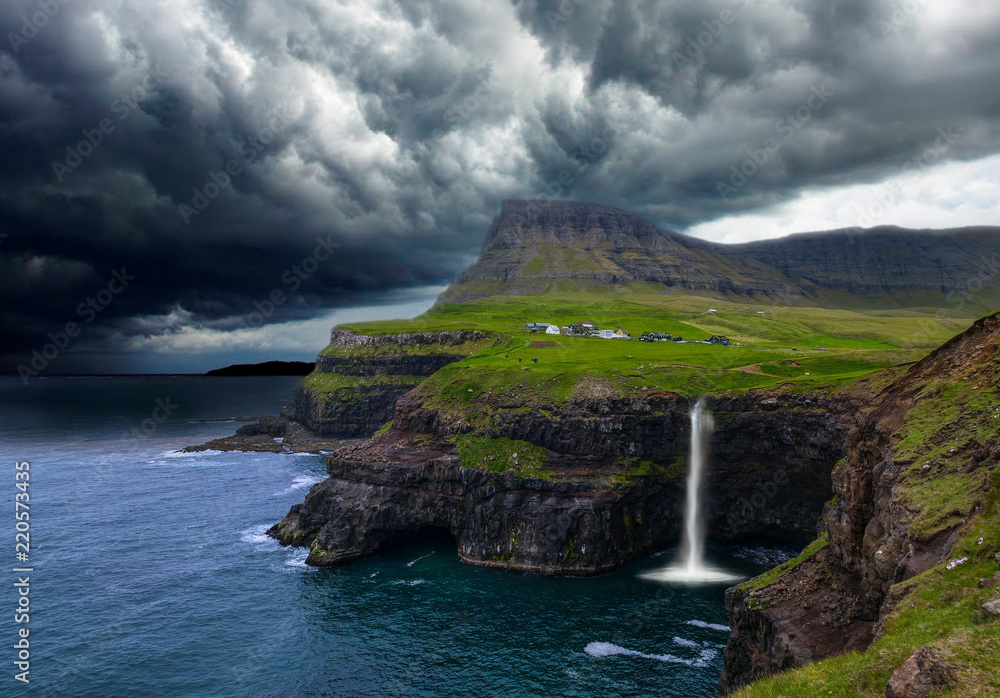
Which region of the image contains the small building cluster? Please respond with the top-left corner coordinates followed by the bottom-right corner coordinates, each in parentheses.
top-left (525, 322), bottom-right (629, 339)
top-left (523, 322), bottom-right (730, 346)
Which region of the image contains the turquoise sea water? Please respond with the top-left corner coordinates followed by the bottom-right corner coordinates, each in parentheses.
top-left (0, 376), bottom-right (793, 697)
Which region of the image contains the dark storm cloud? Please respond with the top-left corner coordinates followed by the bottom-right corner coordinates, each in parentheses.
top-left (2, 0), bottom-right (1000, 372)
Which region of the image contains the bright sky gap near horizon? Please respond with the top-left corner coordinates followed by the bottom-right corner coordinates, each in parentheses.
top-left (3, 0), bottom-right (1000, 373)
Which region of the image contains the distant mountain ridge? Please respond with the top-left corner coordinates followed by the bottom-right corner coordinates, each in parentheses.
top-left (439, 200), bottom-right (1000, 310)
top-left (205, 361), bottom-right (314, 377)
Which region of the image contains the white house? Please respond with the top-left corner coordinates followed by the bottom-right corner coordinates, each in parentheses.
top-left (708, 309), bottom-right (718, 314)
top-left (545, 324), bottom-right (561, 335)
top-left (598, 329), bottom-right (617, 339)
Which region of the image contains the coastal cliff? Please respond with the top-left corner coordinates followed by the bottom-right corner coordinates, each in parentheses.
top-left (269, 429), bottom-right (685, 575)
top-left (268, 311), bottom-right (1000, 694)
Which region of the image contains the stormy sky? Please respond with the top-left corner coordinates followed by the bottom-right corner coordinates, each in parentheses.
top-left (2, 0), bottom-right (1000, 375)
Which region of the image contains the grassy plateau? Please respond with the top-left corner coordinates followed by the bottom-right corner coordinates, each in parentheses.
top-left (332, 289), bottom-right (976, 400)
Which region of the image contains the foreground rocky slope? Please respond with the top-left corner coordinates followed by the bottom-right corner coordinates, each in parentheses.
top-left (721, 312), bottom-right (1000, 696)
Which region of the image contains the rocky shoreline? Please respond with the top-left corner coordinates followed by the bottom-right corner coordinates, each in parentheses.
top-left (183, 414), bottom-right (360, 454)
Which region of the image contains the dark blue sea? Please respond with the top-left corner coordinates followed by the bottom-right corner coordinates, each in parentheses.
top-left (0, 376), bottom-right (792, 697)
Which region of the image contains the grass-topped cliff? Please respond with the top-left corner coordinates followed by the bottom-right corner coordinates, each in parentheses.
top-left (289, 287), bottom-right (977, 446)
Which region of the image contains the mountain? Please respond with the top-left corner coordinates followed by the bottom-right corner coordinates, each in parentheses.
top-left (439, 200), bottom-right (1000, 311)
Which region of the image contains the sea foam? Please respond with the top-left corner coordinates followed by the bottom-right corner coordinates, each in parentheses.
top-left (273, 474), bottom-right (323, 496)
top-left (584, 642), bottom-right (717, 668)
top-left (686, 620), bottom-right (730, 632)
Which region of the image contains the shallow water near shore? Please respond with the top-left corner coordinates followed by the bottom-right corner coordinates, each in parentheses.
top-left (1, 376), bottom-right (793, 697)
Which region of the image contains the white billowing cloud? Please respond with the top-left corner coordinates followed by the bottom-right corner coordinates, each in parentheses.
top-left (685, 154), bottom-right (1000, 244)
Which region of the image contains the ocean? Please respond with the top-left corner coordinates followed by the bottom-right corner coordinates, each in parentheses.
top-left (0, 376), bottom-right (792, 697)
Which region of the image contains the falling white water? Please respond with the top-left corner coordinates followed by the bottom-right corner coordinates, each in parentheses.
top-left (681, 398), bottom-right (712, 573)
top-left (640, 399), bottom-right (740, 584)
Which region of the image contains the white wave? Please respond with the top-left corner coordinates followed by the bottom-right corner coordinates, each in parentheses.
top-left (269, 547), bottom-right (312, 573)
top-left (284, 551), bottom-right (310, 568)
top-left (273, 474), bottom-right (324, 496)
top-left (390, 579), bottom-right (427, 586)
top-left (673, 637), bottom-right (699, 648)
top-left (686, 620), bottom-right (730, 632)
top-left (406, 551), bottom-right (435, 567)
top-left (240, 524), bottom-right (275, 546)
top-left (584, 642), bottom-right (717, 668)
top-left (160, 449), bottom-right (225, 458)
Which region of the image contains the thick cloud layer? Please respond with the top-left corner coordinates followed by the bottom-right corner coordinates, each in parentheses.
top-left (2, 0), bottom-right (1000, 373)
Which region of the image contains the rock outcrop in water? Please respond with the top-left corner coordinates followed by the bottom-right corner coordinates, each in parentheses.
top-left (269, 430), bottom-right (685, 574)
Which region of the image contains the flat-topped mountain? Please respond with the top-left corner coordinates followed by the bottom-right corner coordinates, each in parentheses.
top-left (440, 200), bottom-right (1000, 310)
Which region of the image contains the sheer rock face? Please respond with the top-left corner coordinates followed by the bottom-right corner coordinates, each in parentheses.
top-left (327, 328), bottom-right (491, 348)
top-left (440, 199), bottom-right (1000, 307)
top-left (719, 313), bottom-right (1000, 694)
top-left (270, 391), bottom-right (853, 576)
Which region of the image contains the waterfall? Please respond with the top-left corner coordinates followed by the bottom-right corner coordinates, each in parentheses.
top-left (639, 398), bottom-right (739, 584)
top-left (680, 398), bottom-right (713, 575)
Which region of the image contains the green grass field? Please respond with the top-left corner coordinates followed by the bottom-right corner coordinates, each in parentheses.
top-left (333, 291), bottom-right (979, 399)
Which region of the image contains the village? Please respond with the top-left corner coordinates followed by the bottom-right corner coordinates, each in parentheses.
top-left (524, 321), bottom-right (730, 346)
